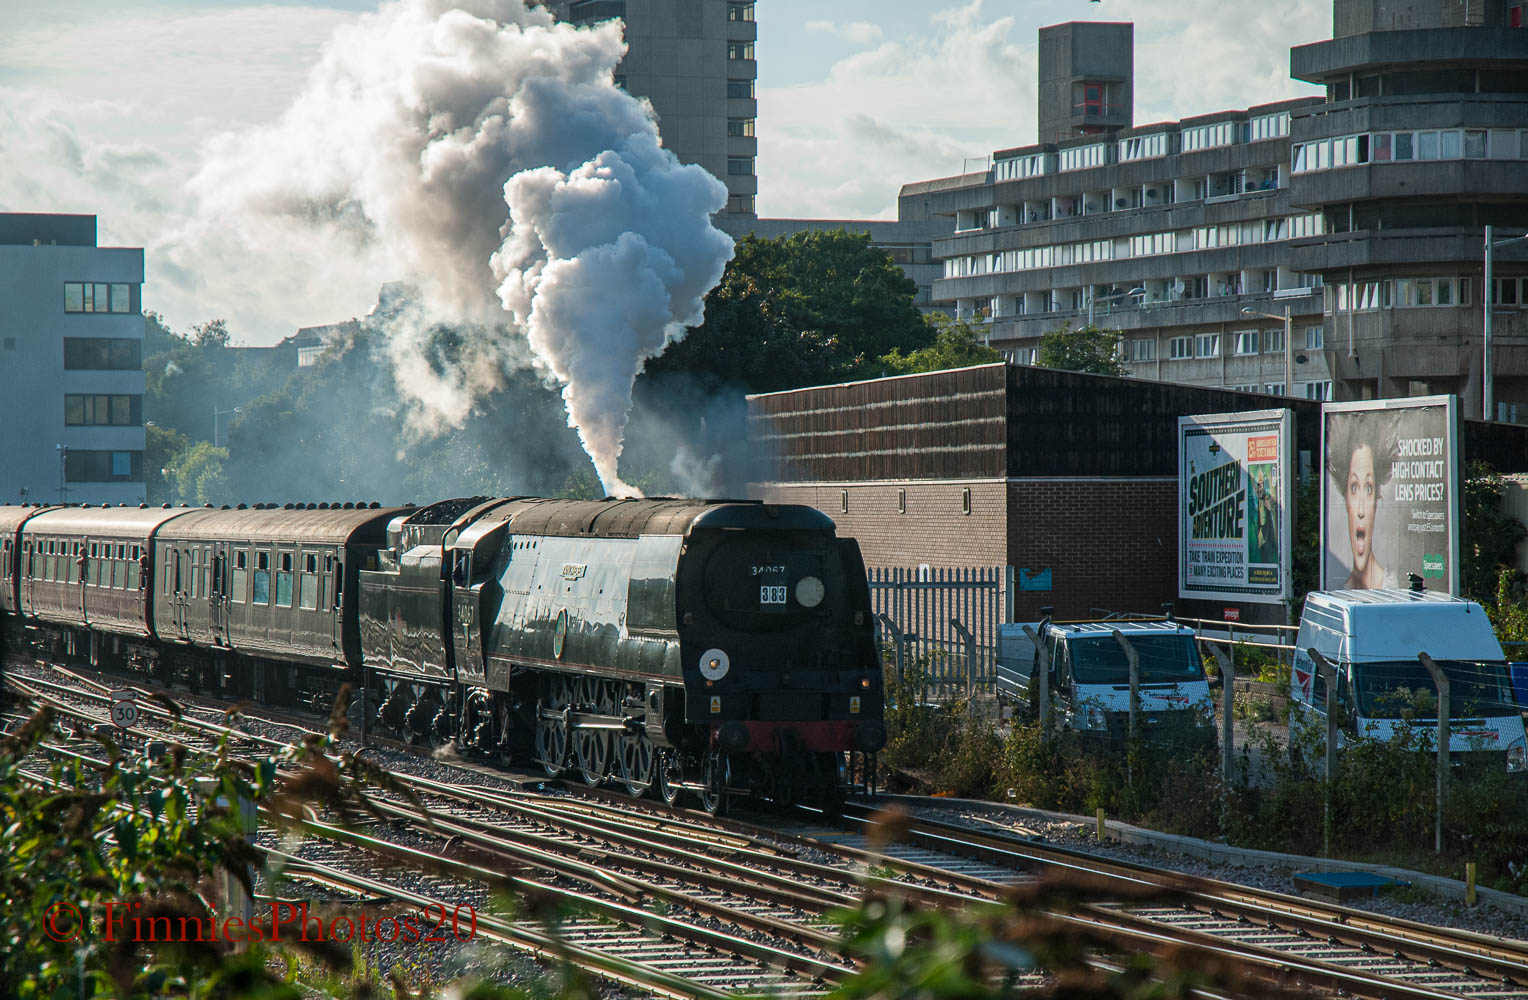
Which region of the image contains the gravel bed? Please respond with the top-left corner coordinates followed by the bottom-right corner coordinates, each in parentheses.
top-left (916, 801), bottom-right (1528, 944)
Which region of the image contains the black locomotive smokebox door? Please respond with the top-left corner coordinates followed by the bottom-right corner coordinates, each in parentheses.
top-left (553, 607), bottom-right (569, 659)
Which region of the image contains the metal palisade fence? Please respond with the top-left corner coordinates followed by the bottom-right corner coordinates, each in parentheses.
top-left (867, 565), bottom-right (1006, 700)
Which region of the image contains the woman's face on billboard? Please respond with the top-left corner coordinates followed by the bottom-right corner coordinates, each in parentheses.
top-left (1345, 443), bottom-right (1377, 572)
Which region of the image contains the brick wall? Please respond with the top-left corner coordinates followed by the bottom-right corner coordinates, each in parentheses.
top-left (755, 481), bottom-right (1007, 570)
top-left (1007, 478), bottom-right (1178, 621)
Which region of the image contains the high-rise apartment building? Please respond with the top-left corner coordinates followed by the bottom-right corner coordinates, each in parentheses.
top-left (905, 5), bottom-right (1528, 418)
top-left (0, 214), bottom-right (146, 505)
top-left (553, 0), bottom-right (759, 217)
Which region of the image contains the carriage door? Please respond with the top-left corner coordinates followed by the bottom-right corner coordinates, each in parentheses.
top-left (209, 545), bottom-right (226, 644)
top-left (172, 547), bottom-right (187, 638)
top-left (20, 539), bottom-right (34, 609)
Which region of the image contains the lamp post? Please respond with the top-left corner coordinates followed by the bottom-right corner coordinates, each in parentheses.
top-left (1086, 285), bottom-right (1145, 328)
top-left (1484, 226), bottom-right (1528, 422)
top-left (213, 406), bottom-right (241, 449)
top-left (56, 444), bottom-right (68, 505)
top-left (1242, 306), bottom-right (1294, 398)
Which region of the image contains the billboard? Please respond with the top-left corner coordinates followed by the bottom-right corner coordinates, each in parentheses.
top-left (1321, 395), bottom-right (1460, 594)
top-left (1178, 409), bottom-right (1294, 605)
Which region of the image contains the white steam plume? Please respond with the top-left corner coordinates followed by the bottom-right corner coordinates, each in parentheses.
top-left (169, 0), bottom-right (732, 496)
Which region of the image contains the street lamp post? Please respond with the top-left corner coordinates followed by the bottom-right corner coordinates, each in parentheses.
top-left (56, 444), bottom-right (68, 505)
top-left (1242, 306), bottom-right (1294, 398)
top-left (213, 406), bottom-right (242, 449)
top-left (1484, 225), bottom-right (1528, 422)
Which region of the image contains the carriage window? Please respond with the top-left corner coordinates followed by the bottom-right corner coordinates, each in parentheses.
top-left (174, 550), bottom-right (182, 594)
top-left (113, 552), bottom-right (126, 590)
top-left (232, 550), bottom-right (247, 604)
top-left (190, 550), bottom-right (200, 598)
top-left (275, 552), bottom-right (293, 607)
top-left (253, 552), bottom-right (270, 604)
top-left (333, 562), bottom-right (344, 608)
top-left (127, 548), bottom-right (141, 590)
top-left (299, 571), bottom-right (318, 610)
top-left (203, 547), bottom-right (212, 599)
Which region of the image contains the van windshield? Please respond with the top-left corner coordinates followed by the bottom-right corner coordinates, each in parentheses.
top-left (1069, 634), bottom-right (1203, 685)
top-left (1354, 660), bottom-right (1517, 719)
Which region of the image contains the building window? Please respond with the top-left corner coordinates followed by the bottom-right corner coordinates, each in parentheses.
top-left (1169, 336), bottom-right (1193, 359)
top-left (1302, 381), bottom-right (1332, 400)
top-left (727, 1), bottom-right (754, 20)
top-left (63, 338), bottom-right (141, 370)
top-left (1233, 330), bottom-right (1258, 356)
top-left (2, 337), bottom-right (12, 351)
top-left (1304, 326), bottom-right (1324, 349)
top-left (1494, 277), bottom-right (1522, 306)
top-left (897, 489), bottom-right (906, 514)
top-left (612, 75), bottom-right (626, 90)
top-left (726, 117), bottom-right (755, 137)
top-left (63, 450), bottom-right (143, 483)
top-left (64, 394), bottom-right (142, 426)
top-left (727, 78), bottom-right (755, 99)
top-left (725, 194), bottom-right (755, 214)
top-left (726, 156), bottom-right (754, 176)
top-left (1262, 328), bottom-right (1284, 353)
top-left (727, 41), bottom-right (754, 60)
top-left (1264, 383), bottom-right (1286, 396)
top-left (961, 488), bottom-right (972, 515)
top-left (1130, 338), bottom-right (1154, 361)
top-left (840, 489), bottom-right (848, 513)
top-left (1196, 333), bottom-right (1220, 358)
top-left (63, 282), bottom-right (131, 313)
top-left (567, 0), bottom-right (625, 21)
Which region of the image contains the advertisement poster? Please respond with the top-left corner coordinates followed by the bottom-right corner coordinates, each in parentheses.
top-left (1321, 396), bottom-right (1460, 594)
top-left (1178, 410), bottom-right (1293, 605)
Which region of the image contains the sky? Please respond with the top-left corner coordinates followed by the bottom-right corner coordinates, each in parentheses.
top-left (0, 0), bottom-right (1328, 344)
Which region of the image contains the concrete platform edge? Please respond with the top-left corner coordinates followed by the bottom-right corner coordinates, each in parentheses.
top-left (867, 793), bottom-right (1528, 919)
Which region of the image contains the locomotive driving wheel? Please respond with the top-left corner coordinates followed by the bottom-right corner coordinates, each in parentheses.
top-left (616, 729), bottom-right (654, 797)
top-left (571, 676), bottom-right (612, 787)
top-left (534, 676), bottom-right (570, 778)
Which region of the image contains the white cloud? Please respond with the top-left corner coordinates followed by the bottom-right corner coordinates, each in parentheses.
top-left (804, 19), bottom-right (884, 45)
top-left (756, 0), bottom-right (1325, 221)
top-left (758, 1), bottom-right (1031, 220)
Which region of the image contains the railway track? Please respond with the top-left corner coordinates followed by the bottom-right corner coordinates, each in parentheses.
top-left (9, 657), bottom-right (1528, 999)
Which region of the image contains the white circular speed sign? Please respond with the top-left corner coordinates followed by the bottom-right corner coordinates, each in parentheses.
top-left (110, 691), bottom-right (139, 730)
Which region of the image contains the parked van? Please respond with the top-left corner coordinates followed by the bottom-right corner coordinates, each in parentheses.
top-left (1289, 588), bottom-right (1527, 774)
top-left (996, 618), bottom-right (1216, 746)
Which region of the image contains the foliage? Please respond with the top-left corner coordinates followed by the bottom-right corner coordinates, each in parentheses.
top-left (1489, 568), bottom-right (1528, 644)
top-left (0, 694), bottom-right (588, 999)
top-left (1289, 472), bottom-right (1321, 619)
top-left (645, 230), bottom-right (933, 393)
top-left (1462, 460), bottom-right (1527, 604)
top-left (164, 442), bottom-right (231, 507)
top-left (832, 822), bottom-right (1295, 1000)
top-left (144, 423), bottom-right (189, 505)
top-left (1034, 322), bottom-right (1129, 377)
top-left (878, 314), bottom-right (1002, 376)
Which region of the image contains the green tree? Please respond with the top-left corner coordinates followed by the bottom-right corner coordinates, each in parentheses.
top-left (144, 423), bottom-right (189, 505)
top-left (878, 314), bottom-right (1002, 375)
top-left (1462, 459), bottom-right (1527, 603)
top-left (1035, 322), bottom-right (1129, 377)
top-left (167, 442), bottom-right (230, 507)
top-left (646, 230), bottom-right (932, 392)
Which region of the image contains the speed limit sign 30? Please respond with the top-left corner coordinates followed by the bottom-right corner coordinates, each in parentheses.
top-left (110, 691), bottom-right (139, 730)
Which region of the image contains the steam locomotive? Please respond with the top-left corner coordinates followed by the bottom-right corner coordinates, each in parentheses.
top-left (0, 497), bottom-right (885, 814)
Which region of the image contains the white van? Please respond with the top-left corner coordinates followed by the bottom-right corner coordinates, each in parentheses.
top-left (1289, 588), bottom-right (1527, 774)
top-left (996, 619), bottom-right (1216, 746)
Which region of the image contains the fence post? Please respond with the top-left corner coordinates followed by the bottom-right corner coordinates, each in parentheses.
top-left (876, 613), bottom-right (904, 686)
top-left (951, 619), bottom-right (977, 718)
top-left (1209, 641), bottom-right (1235, 792)
top-left (1308, 647), bottom-right (1339, 857)
top-left (1004, 565), bottom-right (1015, 623)
top-left (1021, 624), bottom-right (1050, 735)
top-left (1418, 651), bottom-right (1449, 856)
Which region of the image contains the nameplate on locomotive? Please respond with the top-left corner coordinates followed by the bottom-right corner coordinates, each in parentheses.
top-left (560, 563), bottom-right (587, 580)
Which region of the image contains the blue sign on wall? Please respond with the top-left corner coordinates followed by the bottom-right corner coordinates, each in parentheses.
top-left (1019, 567), bottom-right (1052, 591)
